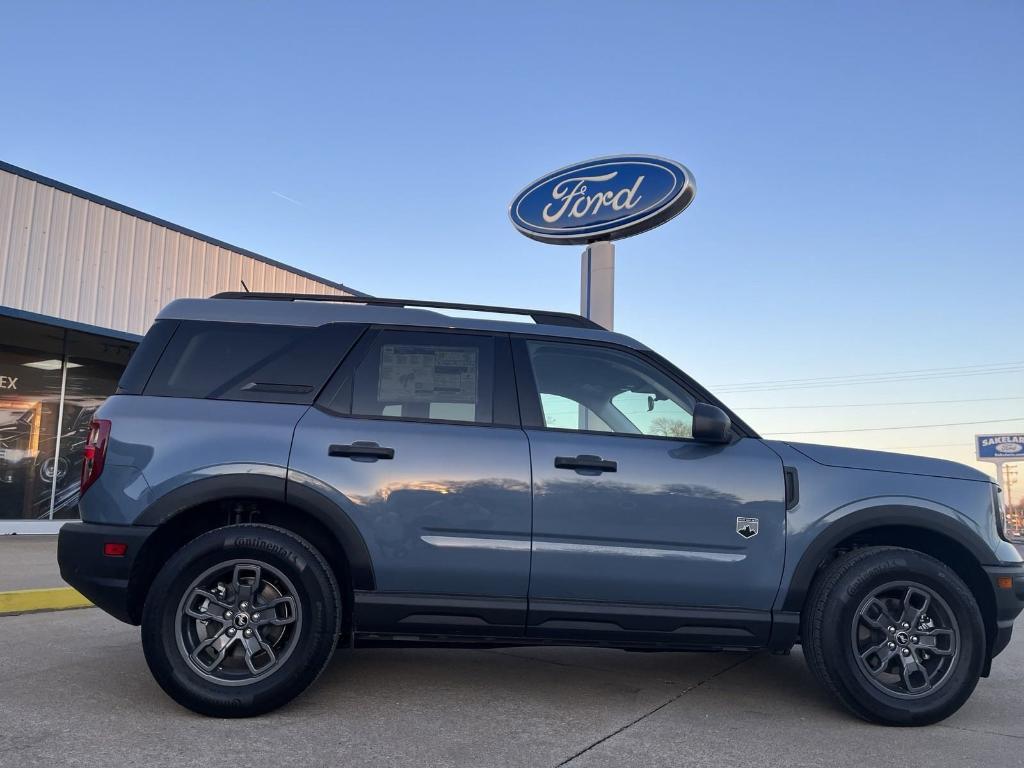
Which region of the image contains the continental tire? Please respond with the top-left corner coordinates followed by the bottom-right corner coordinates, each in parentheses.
top-left (141, 524), bottom-right (341, 717)
top-left (802, 546), bottom-right (984, 726)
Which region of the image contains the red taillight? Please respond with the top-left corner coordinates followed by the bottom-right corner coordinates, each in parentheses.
top-left (103, 542), bottom-right (128, 557)
top-left (81, 419), bottom-right (111, 495)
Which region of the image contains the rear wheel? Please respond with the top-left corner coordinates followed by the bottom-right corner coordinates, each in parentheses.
top-left (802, 546), bottom-right (984, 726)
top-left (142, 524), bottom-right (341, 717)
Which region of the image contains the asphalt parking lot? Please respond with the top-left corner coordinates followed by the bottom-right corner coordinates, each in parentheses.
top-left (1, 608), bottom-right (1022, 768)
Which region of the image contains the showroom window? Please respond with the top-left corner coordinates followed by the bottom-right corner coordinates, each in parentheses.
top-left (0, 316), bottom-right (136, 522)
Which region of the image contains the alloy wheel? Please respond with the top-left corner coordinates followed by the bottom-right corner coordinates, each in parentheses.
top-left (175, 559), bottom-right (302, 686)
top-left (851, 580), bottom-right (959, 699)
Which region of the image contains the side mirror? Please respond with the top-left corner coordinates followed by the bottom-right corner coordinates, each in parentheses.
top-left (691, 402), bottom-right (731, 444)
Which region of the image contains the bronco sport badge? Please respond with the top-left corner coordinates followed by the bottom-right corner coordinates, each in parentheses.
top-left (736, 517), bottom-right (759, 539)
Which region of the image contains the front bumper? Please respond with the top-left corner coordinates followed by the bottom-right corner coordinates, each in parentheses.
top-left (982, 563), bottom-right (1024, 663)
top-left (57, 522), bottom-right (155, 624)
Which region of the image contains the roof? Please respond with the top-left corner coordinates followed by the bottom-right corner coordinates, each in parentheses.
top-left (0, 160), bottom-right (365, 297)
top-left (157, 296), bottom-right (649, 350)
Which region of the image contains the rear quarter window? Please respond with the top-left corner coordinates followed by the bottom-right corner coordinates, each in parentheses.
top-left (144, 321), bottom-right (364, 404)
top-left (116, 319), bottom-right (178, 395)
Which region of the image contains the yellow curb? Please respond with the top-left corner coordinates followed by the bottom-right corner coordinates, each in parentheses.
top-left (0, 587), bottom-right (92, 615)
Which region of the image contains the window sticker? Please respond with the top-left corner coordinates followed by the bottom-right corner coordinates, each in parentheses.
top-left (377, 345), bottom-right (479, 403)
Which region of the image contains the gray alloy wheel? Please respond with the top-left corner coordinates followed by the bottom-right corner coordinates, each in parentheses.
top-left (175, 559), bottom-right (303, 686)
top-left (142, 524), bottom-right (341, 717)
top-left (802, 546), bottom-right (984, 726)
top-left (851, 580), bottom-right (959, 699)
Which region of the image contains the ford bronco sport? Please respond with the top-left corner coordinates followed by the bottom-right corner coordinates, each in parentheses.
top-left (57, 293), bottom-right (1024, 724)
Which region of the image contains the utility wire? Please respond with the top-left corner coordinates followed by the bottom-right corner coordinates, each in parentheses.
top-left (713, 360), bottom-right (1024, 388)
top-left (886, 442), bottom-right (975, 450)
top-left (764, 417), bottom-right (1024, 436)
top-left (717, 366), bottom-right (1024, 393)
top-left (734, 395), bottom-right (1024, 410)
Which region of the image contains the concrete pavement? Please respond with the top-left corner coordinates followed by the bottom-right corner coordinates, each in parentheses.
top-left (0, 535), bottom-right (63, 592)
top-left (0, 608), bottom-right (1022, 768)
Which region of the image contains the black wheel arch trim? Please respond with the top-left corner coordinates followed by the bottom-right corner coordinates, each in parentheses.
top-left (284, 472), bottom-right (375, 591)
top-left (781, 503), bottom-right (997, 615)
top-left (134, 470), bottom-right (288, 527)
top-left (132, 469), bottom-right (375, 592)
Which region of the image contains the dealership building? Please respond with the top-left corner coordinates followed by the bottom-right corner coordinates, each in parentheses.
top-left (0, 161), bottom-right (359, 533)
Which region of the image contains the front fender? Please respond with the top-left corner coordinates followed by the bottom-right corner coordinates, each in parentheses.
top-left (779, 497), bottom-right (996, 614)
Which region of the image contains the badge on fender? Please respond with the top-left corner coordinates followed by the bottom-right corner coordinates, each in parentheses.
top-left (736, 517), bottom-right (759, 539)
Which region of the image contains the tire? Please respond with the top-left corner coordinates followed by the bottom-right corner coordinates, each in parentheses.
top-left (802, 546), bottom-right (985, 726)
top-left (141, 524), bottom-right (341, 717)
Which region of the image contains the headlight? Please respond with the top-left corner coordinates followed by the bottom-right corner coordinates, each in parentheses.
top-left (994, 483), bottom-right (1021, 543)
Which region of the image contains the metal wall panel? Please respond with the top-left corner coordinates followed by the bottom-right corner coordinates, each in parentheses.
top-left (0, 166), bottom-right (354, 337)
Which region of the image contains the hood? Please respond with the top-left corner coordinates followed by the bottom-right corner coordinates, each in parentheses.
top-left (780, 441), bottom-right (991, 483)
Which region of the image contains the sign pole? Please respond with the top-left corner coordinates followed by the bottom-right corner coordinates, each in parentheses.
top-left (580, 240), bottom-right (615, 330)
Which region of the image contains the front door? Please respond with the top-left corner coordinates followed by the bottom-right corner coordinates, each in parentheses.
top-left (289, 327), bottom-right (531, 637)
top-left (514, 337), bottom-right (786, 647)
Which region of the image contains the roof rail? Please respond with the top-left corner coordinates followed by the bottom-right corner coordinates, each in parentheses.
top-left (211, 292), bottom-right (604, 330)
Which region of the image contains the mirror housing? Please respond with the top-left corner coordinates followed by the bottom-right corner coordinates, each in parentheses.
top-left (691, 403), bottom-right (732, 444)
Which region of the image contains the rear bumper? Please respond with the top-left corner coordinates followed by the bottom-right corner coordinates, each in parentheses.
top-left (57, 522), bottom-right (155, 624)
top-left (983, 563), bottom-right (1024, 662)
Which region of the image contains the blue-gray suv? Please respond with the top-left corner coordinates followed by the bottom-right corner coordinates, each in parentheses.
top-left (57, 293), bottom-right (1024, 724)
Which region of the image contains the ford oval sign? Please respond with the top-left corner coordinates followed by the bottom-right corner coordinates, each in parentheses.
top-left (509, 155), bottom-right (695, 245)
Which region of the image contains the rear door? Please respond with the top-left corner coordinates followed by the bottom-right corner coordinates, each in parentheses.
top-left (289, 327), bottom-right (532, 637)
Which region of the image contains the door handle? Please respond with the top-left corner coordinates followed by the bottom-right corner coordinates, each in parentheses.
top-left (554, 455), bottom-right (617, 474)
top-left (328, 442), bottom-right (395, 461)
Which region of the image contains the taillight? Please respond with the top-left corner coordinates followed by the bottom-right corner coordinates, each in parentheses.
top-left (81, 419), bottom-right (111, 494)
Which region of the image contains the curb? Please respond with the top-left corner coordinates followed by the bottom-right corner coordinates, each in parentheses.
top-left (0, 587), bottom-right (92, 616)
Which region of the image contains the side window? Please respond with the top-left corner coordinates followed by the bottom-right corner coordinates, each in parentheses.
top-left (526, 340), bottom-right (695, 438)
top-left (350, 331), bottom-right (496, 425)
top-left (145, 321), bottom-right (362, 404)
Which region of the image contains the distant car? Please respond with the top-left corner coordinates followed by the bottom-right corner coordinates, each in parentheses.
top-left (58, 293), bottom-right (1024, 724)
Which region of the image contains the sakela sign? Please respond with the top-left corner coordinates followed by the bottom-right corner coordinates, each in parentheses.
top-left (977, 434), bottom-right (1024, 460)
top-left (509, 155), bottom-right (695, 245)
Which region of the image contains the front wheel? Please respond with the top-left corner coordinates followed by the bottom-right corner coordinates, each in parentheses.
top-left (142, 524), bottom-right (341, 717)
top-left (802, 546), bottom-right (985, 726)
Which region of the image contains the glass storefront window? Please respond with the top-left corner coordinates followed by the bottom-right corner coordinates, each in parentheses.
top-left (52, 331), bottom-right (136, 519)
top-left (0, 316), bottom-right (137, 523)
top-left (0, 317), bottom-right (67, 521)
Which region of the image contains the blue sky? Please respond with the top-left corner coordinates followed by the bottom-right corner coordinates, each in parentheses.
top-left (2, 2), bottom-right (1022, 473)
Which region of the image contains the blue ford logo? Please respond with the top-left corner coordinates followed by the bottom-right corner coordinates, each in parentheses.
top-left (509, 155), bottom-right (695, 245)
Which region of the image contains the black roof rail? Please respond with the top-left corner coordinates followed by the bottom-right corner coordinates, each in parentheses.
top-left (210, 292), bottom-right (604, 330)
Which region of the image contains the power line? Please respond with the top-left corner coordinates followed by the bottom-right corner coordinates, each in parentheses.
top-left (886, 442), bottom-right (975, 450)
top-left (716, 366), bottom-right (1024, 393)
top-left (763, 416), bottom-right (1024, 436)
top-left (713, 360), bottom-right (1024, 388)
top-left (735, 396), bottom-right (1024, 411)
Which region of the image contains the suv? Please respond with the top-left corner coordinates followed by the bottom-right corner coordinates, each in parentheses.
top-left (58, 293), bottom-right (1024, 724)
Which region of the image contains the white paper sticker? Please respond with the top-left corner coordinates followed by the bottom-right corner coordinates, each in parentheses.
top-left (377, 345), bottom-right (478, 404)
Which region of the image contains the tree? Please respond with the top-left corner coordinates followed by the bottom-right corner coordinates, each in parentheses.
top-left (649, 417), bottom-right (692, 438)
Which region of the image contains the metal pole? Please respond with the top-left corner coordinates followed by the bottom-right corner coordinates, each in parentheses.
top-left (48, 348), bottom-right (70, 520)
top-left (577, 241), bottom-right (615, 431)
top-left (580, 240), bottom-right (614, 330)
top-left (1006, 463), bottom-right (1016, 509)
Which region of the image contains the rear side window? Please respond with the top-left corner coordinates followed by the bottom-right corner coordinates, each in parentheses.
top-left (117, 319), bottom-right (178, 394)
top-left (347, 330), bottom-right (498, 425)
top-left (145, 321), bottom-right (363, 404)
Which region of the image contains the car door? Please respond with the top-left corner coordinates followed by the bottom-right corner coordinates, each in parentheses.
top-left (289, 327), bottom-right (531, 638)
top-left (514, 337), bottom-right (786, 647)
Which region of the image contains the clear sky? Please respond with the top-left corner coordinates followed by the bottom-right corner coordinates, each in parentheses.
top-left (2, 2), bottom-right (1022, 478)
